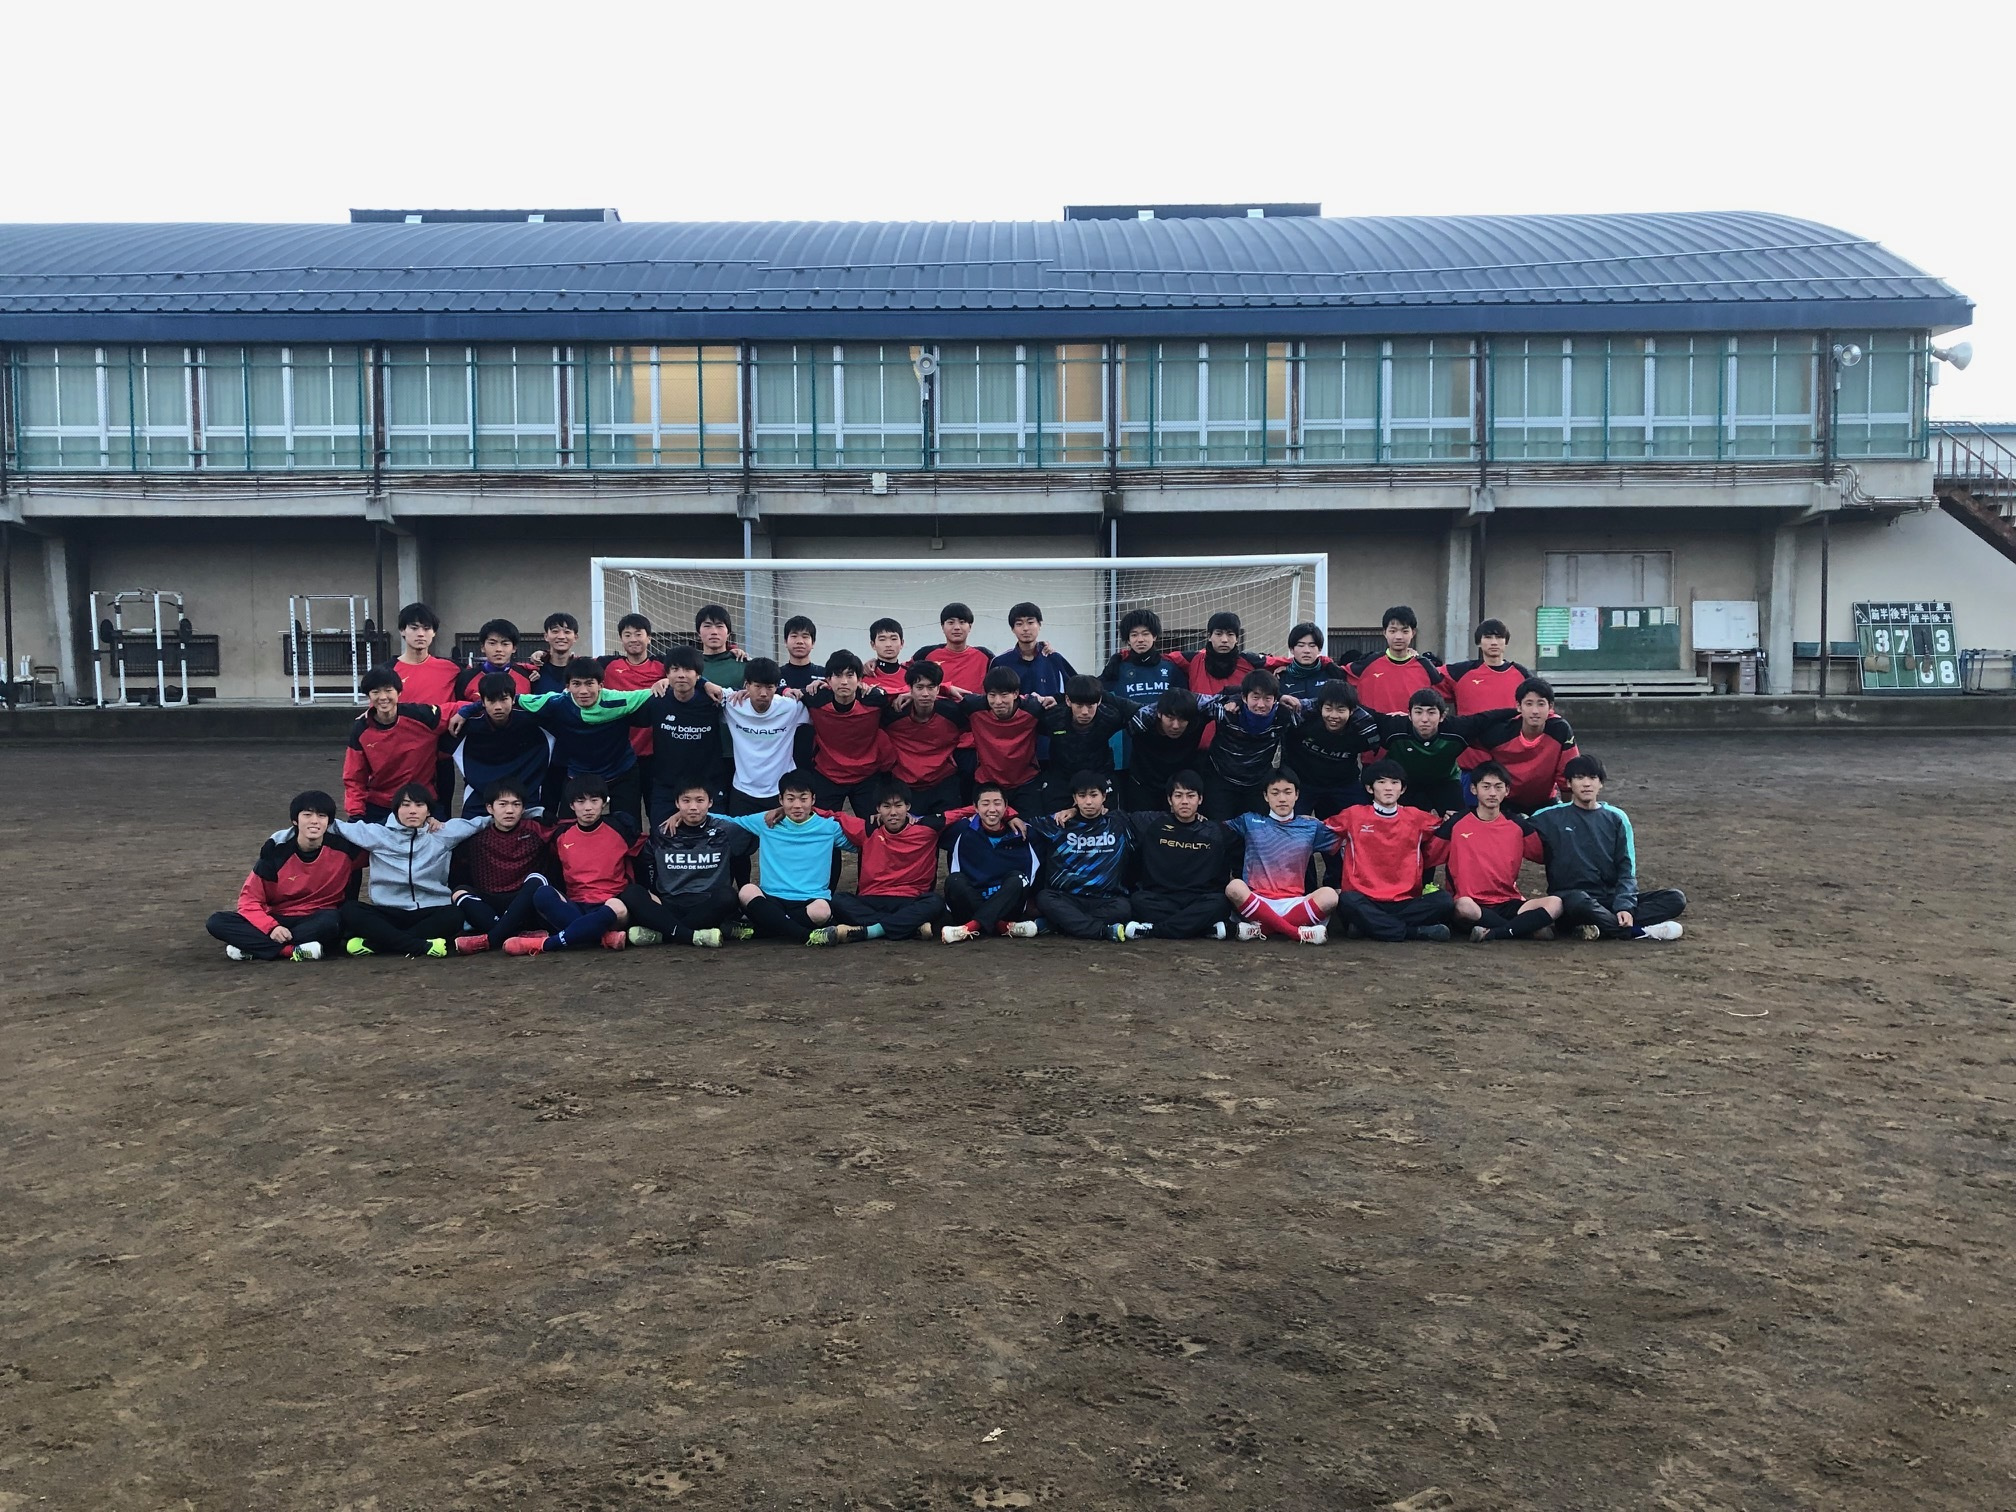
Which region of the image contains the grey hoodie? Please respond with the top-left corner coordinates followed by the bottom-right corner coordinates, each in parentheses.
top-left (328, 814), bottom-right (490, 909)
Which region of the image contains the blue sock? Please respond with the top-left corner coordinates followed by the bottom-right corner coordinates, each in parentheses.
top-left (547, 904), bottom-right (617, 949)
top-left (864, 923), bottom-right (885, 940)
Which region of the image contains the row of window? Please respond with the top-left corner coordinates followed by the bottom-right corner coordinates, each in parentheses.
top-left (2, 333), bottom-right (1925, 472)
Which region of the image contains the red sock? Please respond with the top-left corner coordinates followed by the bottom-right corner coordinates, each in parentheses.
top-left (1241, 895), bottom-right (1298, 939)
top-left (1281, 897), bottom-right (1323, 929)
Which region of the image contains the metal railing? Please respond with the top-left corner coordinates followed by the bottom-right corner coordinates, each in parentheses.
top-left (1932, 421), bottom-right (2016, 517)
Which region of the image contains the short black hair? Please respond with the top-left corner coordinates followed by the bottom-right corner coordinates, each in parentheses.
top-left (566, 660), bottom-right (604, 685)
top-left (617, 612), bottom-right (652, 636)
top-left (940, 602), bottom-right (974, 625)
top-left (1468, 761), bottom-right (1513, 789)
top-left (1288, 621), bottom-right (1324, 650)
top-left (481, 778), bottom-right (528, 806)
top-left (1007, 601), bottom-right (1043, 625)
top-left (694, 603), bottom-right (733, 634)
top-left (1264, 766), bottom-right (1301, 792)
top-left (290, 789), bottom-right (338, 821)
top-left (397, 602), bottom-right (439, 632)
top-left (824, 648), bottom-right (864, 677)
top-left (905, 660), bottom-right (943, 688)
top-left (1240, 668), bottom-right (1280, 698)
top-left (869, 617), bottom-right (904, 641)
top-left (1381, 605), bottom-right (1418, 631)
top-left (1065, 673), bottom-right (1104, 704)
top-left (1316, 678), bottom-right (1358, 709)
top-left (783, 614), bottom-right (817, 640)
top-left (742, 657), bottom-right (782, 686)
top-left (1155, 688), bottom-right (1199, 719)
top-left (664, 644), bottom-right (704, 674)
top-left (1407, 688), bottom-right (1448, 714)
top-left (360, 666), bottom-right (402, 695)
top-left (1206, 610), bottom-right (1242, 635)
top-left (1068, 769), bottom-right (1107, 797)
top-left (1474, 617), bottom-right (1510, 642)
top-left (1167, 769), bottom-right (1204, 798)
top-left (982, 666), bottom-right (1022, 695)
top-left (876, 779), bottom-right (914, 807)
top-left (1362, 758), bottom-right (1407, 787)
top-left (1563, 753), bottom-right (1607, 783)
top-left (673, 779), bottom-right (714, 800)
top-left (391, 781), bottom-right (434, 809)
top-left (542, 611), bottom-right (579, 633)
top-left (1119, 608), bottom-right (1162, 640)
top-left (972, 780), bottom-right (1007, 803)
top-left (563, 774), bottom-right (610, 804)
top-left (1515, 676), bottom-right (1555, 704)
top-left (476, 671), bottom-right (517, 701)
top-left (778, 769), bottom-right (818, 797)
top-left (477, 618), bottom-right (520, 645)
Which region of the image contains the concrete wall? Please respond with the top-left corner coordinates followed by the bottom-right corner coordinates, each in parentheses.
top-left (1792, 506), bottom-right (2016, 650)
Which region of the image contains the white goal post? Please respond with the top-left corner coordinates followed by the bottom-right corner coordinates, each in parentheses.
top-left (589, 554), bottom-right (1329, 671)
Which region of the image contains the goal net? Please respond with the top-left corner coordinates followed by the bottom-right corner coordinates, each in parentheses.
top-left (589, 555), bottom-right (1328, 670)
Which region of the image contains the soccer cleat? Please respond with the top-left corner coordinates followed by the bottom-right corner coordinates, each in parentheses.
top-left (452, 935), bottom-right (491, 955)
top-left (831, 924), bottom-right (867, 944)
top-left (345, 938), bottom-right (374, 957)
top-left (914, 922), bottom-right (935, 941)
top-left (502, 933), bottom-right (549, 956)
top-left (1409, 924), bottom-right (1452, 943)
top-left (1236, 921), bottom-right (1265, 942)
top-left (1469, 925), bottom-right (1493, 943)
top-left (600, 930), bottom-right (628, 950)
top-left (942, 922), bottom-right (976, 944)
top-left (1532, 925), bottom-right (1557, 941)
top-left (689, 928), bottom-right (723, 949)
top-left (1005, 920), bottom-right (1041, 939)
top-left (424, 938), bottom-right (449, 958)
top-left (1211, 921), bottom-right (1228, 941)
top-left (627, 926), bottom-right (664, 947)
top-left (290, 941), bottom-right (322, 961)
top-left (728, 923), bottom-right (757, 941)
top-left (1105, 924), bottom-right (1128, 942)
top-left (1576, 924), bottom-right (1603, 941)
top-left (1635, 921), bottom-right (1684, 942)
top-left (1421, 882), bottom-right (1442, 894)
top-left (805, 927), bottom-right (838, 946)
top-left (1124, 922), bottom-right (1153, 940)
top-left (1297, 924), bottom-right (1328, 946)
top-left (225, 946), bottom-right (249, 962)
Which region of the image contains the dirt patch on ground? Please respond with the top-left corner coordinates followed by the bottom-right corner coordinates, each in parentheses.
top-left (1, 734), bottom-right (2012, 1510)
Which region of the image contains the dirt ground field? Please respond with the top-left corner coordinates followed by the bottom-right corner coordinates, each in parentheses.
top-left (2, 733), bottom-right (2012, 1512)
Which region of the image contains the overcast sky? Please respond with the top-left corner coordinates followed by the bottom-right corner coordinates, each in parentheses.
top-left (12, 0), bottom-right (2009, 417)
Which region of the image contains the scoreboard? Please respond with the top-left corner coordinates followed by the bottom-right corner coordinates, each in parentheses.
top-left (1853, 602), bottom-right (1958, 692)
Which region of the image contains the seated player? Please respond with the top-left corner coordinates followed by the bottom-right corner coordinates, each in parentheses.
top-left (1202, 668), bottom-right (1297, 818)
top-left (344, 668), bottom-right (443, 822)
top-left (1026, 771), bottom-right (1136, 940)
top-left (530, 611), bottom-right (586, 696)
top-left (880, 661), bottom-right (965, 816)
top-left (1345, 605), bottom-right (1452, 716)
top-left (992, 601), bottom-right (1076, 703)
top-left (695, 603), bottom-right (747, 691)
top-left (779, 615), bottom-right (822, 691)
top-left (719, 769), bottom-right (855, 944)
top-left (1268, 622), bottom-right (1349, 702)
top-left (1222, 768), bottom-right (1342, 945)
top-left (951, 666), bottom-right (1050, 814)
top-left (1425, 762), bottom-right (1561, 942)
top-left (334, 783), bottom-right (490, 958)
top-left (1170, 610), bottom-right (1266, 706)
top-left (1457, 677), bottom-right (1577, 815)
top-left (451, 618), bottom-right (537, 702)
top-left (722, 657), bottom-right (813, 815)
top-left (821, 780), bottom-right (957, 943)
top-left (1288, 680), bottom-right (1382, 820)
top-left (642, 645), bottom-right (727, 824)
top-left (940, 782), bottom-right (1041, 944)
top-left (1527, 754), bottom-right (1686, 941)
top-left (448, 779), bottom-right (554, 953)
top-left (1036, 675), bottom-right (1137, 796)
top-left (801, 649), bottom-right (893, 816)
top-left (507, 661), bottom-right (656, 824)
top-left (1324, 760), bottom-right (1456, 942)
top-left (624, 781), bottom-right (753, 949)
top-left (1122, 770), bottom-right (1234, 941)
top-left (603, 613), bottom-right (669, 800)
top-left (1445, 618), bottom-right (1533, 716)
top-left (1372, 689), bottom-right (1472, 815)
top-left (505, 776), bottom-right (645, 954)
top-left (206, 789), bottom-right (363, 961)
top-left (1120, 689), bottom-right (1211, 814)
top-left (453, 672), bottom-right (552, 818)
top-left (863, 617), bottom-right (912, 695)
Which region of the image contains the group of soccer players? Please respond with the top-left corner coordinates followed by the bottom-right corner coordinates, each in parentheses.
top-left (204, 596), bottom-right (1687, 961)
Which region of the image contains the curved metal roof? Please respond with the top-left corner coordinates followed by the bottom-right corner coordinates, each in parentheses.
top-left (0, 211), bottom-right (1970, 344)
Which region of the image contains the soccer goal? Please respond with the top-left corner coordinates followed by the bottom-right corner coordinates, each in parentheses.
top-left (589, 554), bottom-right (1328, 669)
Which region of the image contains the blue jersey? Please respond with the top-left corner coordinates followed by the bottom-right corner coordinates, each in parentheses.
top-left (1027, 812), bottom-right (1132, 897)
top-left (719, 811), bottom-right (854, 902)
top-left (942, 815), bottom-right (1039, 896)
top-left (991, 646), bottom-right (1076, 702)
top-left (1100, 651), bottom-right (1187, 770)
top-left (518, 689), bottom-right (653, 780)
top-left (1224, 810), bottom-right (1339, 899)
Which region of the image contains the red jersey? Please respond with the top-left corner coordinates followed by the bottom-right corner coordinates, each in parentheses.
top-left (551, 816), bottom-right (642, 905)
top-left (918, 642), bottom-right (994, 750)
top-left (602, 656), bottom-right (667, 758)
top-left (1424, 810), bottom-right (1543, 905)
top-left (828, 807), bottom-right (969, 897)
top-left (956, 695), bottom-right (1043, 787)
top-left (235, 834), bottom-right (365, 931)
top-left (804, 686), bottom-right (891, 785)
top-left (1324, 803), bottom-right (1440, 902)
top-left (863, 659), bottom-right (913, 697)
top-left (1457, 715), bottom-right (1576, 811)
top-left (880, 704), bottom-right (960, 786)
top-left (391, 655), bottom-right (462, 707)
top-left (452, 660), bottom-right (539, 702)
top-left (1345, 651), bottom-right (1452, 716)
top-left (1169, 647), bottom-right (1263, 748)
top-left (1444, 658), bottom-right (1532, 718)
top-left (342, 704), bottom-right (444, 816)
top-left (452, 818), bottom-right (555, 896)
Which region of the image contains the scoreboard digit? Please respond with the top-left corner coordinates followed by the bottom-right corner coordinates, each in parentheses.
top-left (1854, 601), bottom-right (1958, 692)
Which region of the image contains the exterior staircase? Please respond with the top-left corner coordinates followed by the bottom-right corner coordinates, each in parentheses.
top-left (1932, 421), bottom-right (2016, 565)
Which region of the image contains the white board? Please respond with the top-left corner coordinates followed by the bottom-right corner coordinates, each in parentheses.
top-left (1692, 599), bottom-right (1759, 651)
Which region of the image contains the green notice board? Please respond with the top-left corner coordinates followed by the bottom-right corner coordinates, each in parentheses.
top-left (1854, 601), bottom-right (1958, 692)
top-left (1535, 605), bottom-right (1683, 671)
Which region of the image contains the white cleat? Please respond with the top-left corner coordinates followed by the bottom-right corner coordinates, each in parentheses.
top-left (1005, 920), bottom-right (1040, 939)
top-left (1236, 921), bottom-right (1266, 942)
top-left (291, 941), bottom-right (323, 961)
top-left (1636, 921), bottom-right (1684, 941)
top-left (1296, 924), bottom-right (1327, 946)
top-left (941, 923), bottom-right (974, 945)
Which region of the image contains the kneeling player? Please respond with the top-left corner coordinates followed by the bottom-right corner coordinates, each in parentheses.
top-left (1222, 768), bottom-right (1341, 944)
top-left (823, 780), bottom-right (955, 942)
top-left (625, 781), bottom-right (754, 949)
top-left (1324, 760), bottom-right (1455, 942)
top-left (1124, 771), bottom-right (1235, 940)
top-left (1527, 754), bottom-right (1686, 941)
top-left (1425, 762), bottom-right (1561, 941)
top-left (449, 779), bottom-right (553, 953)
top-left (722, 770), bottom-right (855, 944)
top-left (506, 776), bottom-right (644, 954)
top-left (206, 789), bottom-right (362, 961)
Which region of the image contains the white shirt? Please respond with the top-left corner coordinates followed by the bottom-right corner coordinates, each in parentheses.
top-left (722, 695), bottom-right (811, 798)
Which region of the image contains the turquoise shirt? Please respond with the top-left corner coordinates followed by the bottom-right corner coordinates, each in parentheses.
top-left (719, 811), bottom-right (854, 901)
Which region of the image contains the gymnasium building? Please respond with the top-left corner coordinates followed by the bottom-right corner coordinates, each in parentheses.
top-left (1, 202), bottom-right (2008, 703)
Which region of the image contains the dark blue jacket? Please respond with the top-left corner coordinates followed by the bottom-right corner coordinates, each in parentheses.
top-left (452, 705), bottom-right (552, 816)
top-left (1027, 811), bottom-right (1133, 897)
top-left (941, 815), bottom-right (1038, 896)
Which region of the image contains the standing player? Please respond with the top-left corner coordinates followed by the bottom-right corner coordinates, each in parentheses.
top-left (950, 667), bottom-right (1050, 815)
top-left (779, 615), bottom-right (822, 691)
top-left (449, 779), bottom-right (554, 952)
top-left (1122, 771), bottom-right (1235, 941)
top-left (880, 661), bottom-right (965, 816)
top-left (1287, 680), bottom-right (1382, 820)
top-left (343, 670), bottom-right (444, 821)
top-left (721, 770), bottom-right (855, 944)
top-left (1425, 762), bottom-right (1561, 941)
top-left (506, 663), bottom-right (657, 824)
top-left (695, 604), bottom-right (747, 692)
top-left (1458, 678), bottom-right (1577, 815)
top-left (530, 611), bottom-right (586, 695)
top-left (1201, 669), bottom-right (1297, 819)
top-left (205, 789), bottom-right (363, 961)
top-left (1324, 760), bottom-right (1456, 942)
top-left (602, 613), bottom-right (668, 792)
top-left (1221, 769), bottom-right (1342, 944)
top-left (1120, 689), bottom-right (1212, 814)
top-left (822, 781), bottom-right (957, 943)
top-left (914, 601), bottom-right (994, 796)
top-left (642, 646), bottom-right (727, 824)
top-left (1526, 754), bottom-right (1686, 941)
top-left (940, 783), bottom-right (1041, 944)
top-left (1444, 618), bottom-right (1533, 716)
top-left (1372, 689), bottom-right (1473, 815)
top-left (387, 602), bottom-right (462, 813)
top-left (1345, 605), bottom-right (1452, 716)
top-left (863, 618), bottom-right (912, 695)
top-left (1268, 622), bottom-right (1349, 702)
top-left (992, 602), bottom-right (1076, 703)
top-left (1026, 772), bottom-right (1136, 940)
top-left (1036, 676), bottom-right (1137, 795)
top-left (721, 658), bottom-right (813, 815)
top-left (1171, 610), bottom-right (1265, 704)
top-left (625, 781), bottom-right (753, 949)
top-left (800, 650), bottom-right (894, 816)
top-left (451, 619), bottom-right (538, 701)
top-left (1100, 608), bottom-right (1187, 704)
